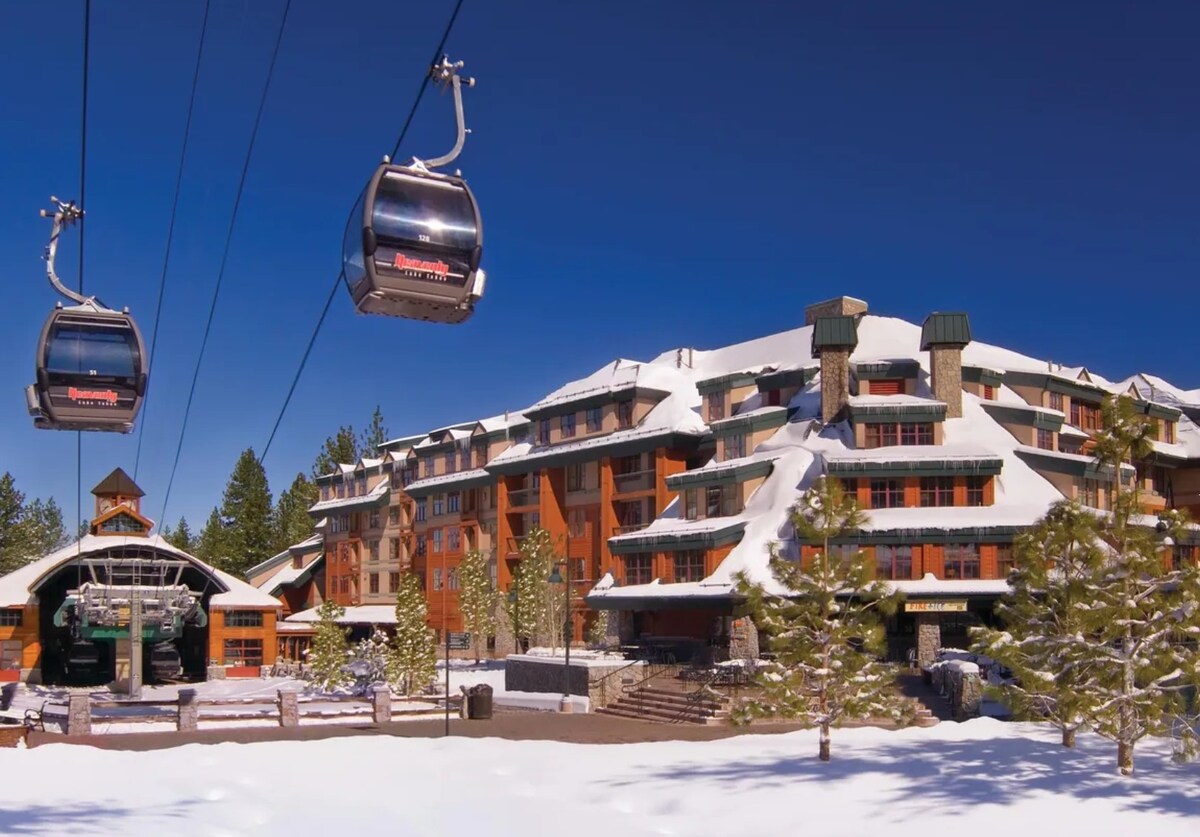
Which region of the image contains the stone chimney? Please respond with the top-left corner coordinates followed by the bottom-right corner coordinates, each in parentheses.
top-left (811, 316), bottom-right (859, 423)
top-left (804, 296), bottom-right (868, 326)
top-left (920, 312), bottom-right (972, 418)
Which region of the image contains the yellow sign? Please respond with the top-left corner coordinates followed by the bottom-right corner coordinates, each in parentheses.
top-left (905, 600), bottom-right (968, 613)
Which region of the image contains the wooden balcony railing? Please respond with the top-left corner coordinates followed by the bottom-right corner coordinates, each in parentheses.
top-left (613, 469), bottom-right (656, 494)
top-left (507, 488), bottom-right (541, 509)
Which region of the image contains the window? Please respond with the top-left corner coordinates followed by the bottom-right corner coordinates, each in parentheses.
top-left (388, 506), bottom-right (400, 525)
top-left (488, 558), bottom-right (498, 587)
top-left (1162, 421), bottom-right (1176, 444)
top-left (561, 413), bottom-right (577, 438)
top-left (1080, 479), bottom-right (1102, 508)
top-left (433, 494), bottom-right (445, 516)
top-left (705, 485), bottom-right (723, 518)
top-left (369, 509), bottom-right (380, 529)
top-left (448, 568), bottom-right (459, 591)
top-left (875, 546), bottom-right (912, 580)
top-left (1071, 400), bottom-right (1101, 432)
top-left (996, 545), bottom-right (1015, 578)
top-left (389, 539), bottom-right (400, 561)
top-left (864, 424), bottom-right (898, 448)
top-left (724, 433), bottom-right (746, 461)
top-left (368, 540), bottom-right (380, 561)
top-left (0, 609), bottom-right (24, 627)
top-left (841, 478), bottom-right (858, 497)
top-left (982, 384), bottom-right (995, 401)
top-left (944, 544), bottom-right (980, 579)
top-left (567, 463), bottom-right (585, 493)
top-left (390, 470), bottom-right (403, 489)
top-left (766, 388), bottom-right (782, 407)
top-left (389, 571), bottom-right (400, 593)
top-left (899, 423), bottom-right (934, 446)
top-left (586, 407), bottom-right (602, 433)
top-left (827, 544), bottom-right (860, 568)
top-left (331, 515), bottom-right (349, 534)
top-left (473, 443), bottom-right (489, 469)
top-left (340, 576), bottom-right (350, 594)
top-left (623, 554), bottom-right (652, 585)
top-left (432, 568), bottom-right (443, 591)
top-left (223, 639), bottom-right (263, 667)
top-left (99, 515), bottom-right (145, 534)
top-left (706, 391), bottom-right (726, 421)
top-left (966, 476), bottom-right (987, 507)
top-left (673, 551), bottom-right (706, 583)
top-left (919, 477), bottom-right (954, 508)
top-left (448, 492), bottom-right (460, 513)
top-left (369, 573), bottom-right (379, 594)
top-left (444, 450), bottom-right (457, 474)
top-left (422, 456), bottom-right (435, 478)
top-left (1170, 545), bottom-right (1194, 572)
top-left (401, 466), bottom-right (415, 487)
top-left (538, 419), bottom-right (551, 445)
top-left (870, 379), bottom-right (904, 396)
top-left (321, 484), bottom-right (331, 501)
top-left (335, 481), bottom-right (345, 498)
top-left (1048, 391), bottom-right (1063, 411)
top-left (1036, 428), bottom-right (1054, 450)
top-left (448, 527), bottom-right (461, 552)
top-left (432, 529), bottom-right (443, 553)
top-left (415, 500), bottom-right (427, 522)
top-left (416, 535), bottom-right (427, 557)
top-left (685, 488), bottom-right (699, 520)
top-left (356, 477), bottom-right (367, 496)
top-left (870, 479), bottom-right (903, 509)
top-left (617, 400), bottom-right (634, 429)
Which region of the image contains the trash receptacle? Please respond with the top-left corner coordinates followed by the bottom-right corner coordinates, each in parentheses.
top-left (467, 684), bottom-right (493, 720)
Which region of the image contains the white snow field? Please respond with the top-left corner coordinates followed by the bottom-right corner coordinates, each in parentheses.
top-left (1, 720), bottom-right (1197, 836)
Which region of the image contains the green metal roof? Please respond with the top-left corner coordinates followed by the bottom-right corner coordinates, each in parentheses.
top-left (486, 432), bottom-right (705, 476)
top-left (854, 360), bottom-right (921, 380)
top-left (665, 458), bottom-right (775, 490)
top-left (756, 365), bottom-right (818, 393)
top-left (696, 372), bottom-right (760, 395)
top-left (829, 527), bottom-right (1022, 545)
top-left (919, 312), bottom-right (973, 350)
top-left (607, 522), bottom-right (747, 554)
top-left (1137, 400), bottom-right (1182, 421)
top-left (708, 407), bottom-right (788, 436)
top-left (962, 366), bottom-right (1005, 386)
top-left (810, 316), bottom-right (859, 356)
top-left (980, 402), bottom-right (1065, 432)
top-left (1003, 370), bottom-right (1108, 405)
top-left (1013, 448), bottom-right (1127, 482)
top-left (523, 386), bottom-right (670, 421)
top-left (825, 456), bottom-right (1003, 478)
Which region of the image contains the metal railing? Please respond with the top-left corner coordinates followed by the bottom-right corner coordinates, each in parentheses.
top-left (613, 469), bottom-right (656, 494)
top-left (506, 488), bottom-right (540, 508)
top-left (612, 524), bottom-right (645, 536)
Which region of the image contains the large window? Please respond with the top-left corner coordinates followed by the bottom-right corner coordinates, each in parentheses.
top-left (432, 568), bottom-right (443, 591)
top-left (623, 554), bottom-right (652, 585)
top-left (0, 610), bottom-right (24, 627)
top-left (444, 450), bottom-right (457, 474)
top-left (368, 540), bottom-right (380, 561)
top-left (864, 424), bottom-right (898, 448)
top-left (561, 413), bottom-right (577, 438)
top-left (0, 640), bottom-right (20, 671)
top-left (944, 544), bottom-right (980, 579)
top-left (99, 515), bottom-right (144, 534)
top-left (724, 433), bottom-right (746, 461)
top-left (870, 479), bottom-right (903, 509)
top-left (416, 535), bottom-right (427, 557)
top-left (448, 527), bottom-right (461, 552)
top-left (448, 492), bottom-right (460, 513)
top-left (422, 456), bottom-right (435, 478)
top-left (433, 494), bottom-right (446, 516)
top-left (388, 505), bottom-right (400, 525)
top-left (875, 545), bottom-right (912, 580)
top-left (684, 488), bottom-right (699, 520)
top-left (432, 529), bottom-right (443, 553)
top-left (673, 551), bottom-right (706, 583)
top-left (900, 423), bottom-right (934, 445)
top-left (1071, 400), bottom-right (1101, 432)
top-left (996, 545), bottom-right (1015, 578)
top-left (966, 476), bottom-right (987, 507)
top-left (919, 477), bottom-right (954, 507)
top-left (389, 539), bottom-right (400, 561)
top-left (827, 544), bottom-right (860, 568)
top-left (389, 571), bottom-right (400, 593)
top-left (586, 407), bottom-right (602, 433)
top-left (706, 391), bottom-right (726, 421)
top-left (448, 568), bottom-right (459, 591)
top-left (224, 639), bottom-right (264, 667)
top-left (1080, 478), bottom-right (1103, 508)
top-left (473, 443), bottom-right (489, 469)
top-left (567, 463), bottom-right (586, 493)
top-left (369, 509), bottom-right (381, 529)
top-left (1036, 428), bottom-right (1054, 450)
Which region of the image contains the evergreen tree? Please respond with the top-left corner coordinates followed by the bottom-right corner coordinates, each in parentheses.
top-left (312, 426), bottom-right (359, 480)
top-left (167, 516), bottom-right (196, 553)
top-left (504, 527), bottom-right (553, 651)
top-left (734, 476), bottom-right (912, 761)
top-left (22, 498), bottom-right (67, 555)
top-left (271, 472), bottom-right (318, 554)
top-left (217, 448), bottom-right (274, 578)
top-left (974, 501), bottom-right (1106, 747)
top-left (392, 572), bottom-right (436, 695)
top-left (194, 508), bottom-right (227, 566)
top-left (307, 599), bottom-right (351, 691)
top-left (0, 473), bottom-right (29, 574)
top-left (347, 629), bottom-right (398, 694)
top-left (457, 549), bottom-right (496, 663)
top-left (359, 406), bottom-right (389, 457)
top-left (587, 609), bottom-right (611, 650)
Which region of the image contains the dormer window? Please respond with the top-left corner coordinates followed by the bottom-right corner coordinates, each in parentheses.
top-left (617, 400), bottom-right (634, 429)
top-left (538, 419), bottom-right (551, 445)
top-left (561, 413), bottom-right (577, 439)
top-left (1049, 391), bottom-right (1064, 411)
top-left (705, 391), bottom-right (726, 421)
top-left (586, 407), bottom-right (602, 433)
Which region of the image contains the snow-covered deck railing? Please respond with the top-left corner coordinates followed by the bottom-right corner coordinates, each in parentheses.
top-left (823, 445), bottom-right (1003, 476)
top-left (402, 467), bottom-right (492, 497)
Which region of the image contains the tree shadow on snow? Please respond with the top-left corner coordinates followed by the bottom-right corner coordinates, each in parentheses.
top-left (0, 798), bottom-right (203, 834)
top-left (608, 728), bottom-right (1200, 819)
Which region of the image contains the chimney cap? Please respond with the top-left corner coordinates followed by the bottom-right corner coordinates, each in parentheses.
top-left (811, 316), bottom-right (859, 358)
top-left (920, 312), bottom-right (972, 351)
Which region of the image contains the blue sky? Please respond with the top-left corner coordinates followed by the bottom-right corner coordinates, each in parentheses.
top-left (2, 1), bottom-right (1197, 534)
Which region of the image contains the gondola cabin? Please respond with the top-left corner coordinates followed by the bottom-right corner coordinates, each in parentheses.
top-left (344, 164), bottom-right (485, 324)
top-left (26, 301), bottom-right (147, 433)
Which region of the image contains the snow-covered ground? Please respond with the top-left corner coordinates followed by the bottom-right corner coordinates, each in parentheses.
top-left (1, 720), bottom-right (1197, 835)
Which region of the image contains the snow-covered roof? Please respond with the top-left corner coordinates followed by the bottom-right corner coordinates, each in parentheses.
top-left (307, 480), bottom-right (389, 514)
top-left (246, 534), bottom-right (322, 578)
top-left (823, 444), bottom-right (999, 465)
top-left (285, 605), bottom-right (396, 625)
top-left (403, 467), bottom-right (491, 494)
top-left (886, 573), bottom-right (1010, 596)
top-left (0, 535), bottom-right (280, 609)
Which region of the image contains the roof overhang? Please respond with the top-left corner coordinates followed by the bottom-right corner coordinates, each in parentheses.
top-left (487, 431), bottom-right (705, 475)
top-left (665, 459), bottom-right (775, 490)
top-left (608, 521), bottom-right (747, 554)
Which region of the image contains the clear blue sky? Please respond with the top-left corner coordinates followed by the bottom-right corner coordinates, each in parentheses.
top-left (2, 1), bottom-right (1197, 534)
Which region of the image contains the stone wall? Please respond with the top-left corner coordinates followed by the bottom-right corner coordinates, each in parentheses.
top-left (928, 659), bottom-right (981, 722)
top-left (804, 296), bottom-right (869, 325)
top-left (505, 655), bottom-right (643, 709)
top-left (915, 613), bottom-right (941, 666)
top-left (930, 345), bottom-right (964, 418)
top-left (820, 348), bottom-right (852, 423)
top-left (728, 616), bottom-right (759, 661)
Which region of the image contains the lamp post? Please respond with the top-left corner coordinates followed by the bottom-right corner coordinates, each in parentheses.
top-left (548, 550), bottom-right (571, 713)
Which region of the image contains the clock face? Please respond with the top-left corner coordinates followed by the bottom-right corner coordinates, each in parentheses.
top-left (98, 498), bottom-right (115, 514)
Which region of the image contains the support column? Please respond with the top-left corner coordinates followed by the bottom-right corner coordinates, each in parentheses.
top-left (66, 693), bottom-right (91, 736)
top-left (371, 685), bottom-right (391, 725)
top-left (177, 688), bottom-right (199, 732)
top-left (278, 690), bottom-right (299, 728)
top-left (915, 613), bottom-right (942, 666)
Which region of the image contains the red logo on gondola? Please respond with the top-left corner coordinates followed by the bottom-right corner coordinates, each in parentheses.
top-left (67, 387), bottom-right (119, 405)
top-left (394, 253), bottom-right (450, 278)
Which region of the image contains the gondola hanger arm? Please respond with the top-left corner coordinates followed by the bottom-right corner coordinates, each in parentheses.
top-left (420, 55), bottom-right (474, 170)
top-left (39, 196), bottom-right (89, 306)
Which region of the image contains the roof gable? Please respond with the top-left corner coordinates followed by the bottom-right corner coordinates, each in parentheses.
top-left (92, 467), bottom-right (145, 498)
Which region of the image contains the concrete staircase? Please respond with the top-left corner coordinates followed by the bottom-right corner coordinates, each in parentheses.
top-left (595, 685), bottom-right (731, 725)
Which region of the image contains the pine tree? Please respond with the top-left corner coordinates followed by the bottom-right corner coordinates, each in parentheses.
top-left (217, 448), bottom-right (274, 578)
top-left (973, 501), bottom-right (1106, 747)
top-left (359, 406), bottom-right (389, 457)
top-left (194, 508), bottom-right (227, 566)
top-left (271, 472), bottom-right (318, 554)
top-left (457, 549), bottom-right (496, 663)
top-left (347, 629), bottom-right (399, 694)
top-left (168, 516), bottom-right (196, 553)
top-left (0, 473), bottom-right (30, 575)
top-left (312, 426), bottom-right (359, 480)
top-left (734, 476), bottom-right (912, 761)
top-left (392, 572), bottom-right (436, 695)
top-left (587, 609), bottom-right (611, 650)
top-left (307, 600), bottom-right (351, 691)
top-left (22, 498), bottom-right (67, 555)
top-left (504, 527), bottom-right (553, 651)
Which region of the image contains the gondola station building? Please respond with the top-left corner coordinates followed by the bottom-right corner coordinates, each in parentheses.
top-left (273, 296), bottom-right (1200, 665)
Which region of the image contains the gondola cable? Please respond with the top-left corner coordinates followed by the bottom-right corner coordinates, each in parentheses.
top-left (76, 0), bottom-right (91, 590)
top-left (133, 0), bottom-right (213, 482)
top-left (259, 0), bottom-right (467, 465)
top-left (159, 0), bottom-right (293, 524)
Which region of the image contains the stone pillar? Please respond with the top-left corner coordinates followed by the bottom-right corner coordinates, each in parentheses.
top-left (66, 693), bottom-right (91, 736)
top-left (112, 638), bottom-right (132, 693)
top-left (820, 348), bottom-right (852, 423)
top-left (956, 672), bottom-right (982, 721)
top-left (930, 345), bottom-right (964, 418)
top-left (804, 296), bottom-right (869, 325)
top-left (371, 685), bottom-right (391, 725)
top-left (728, 616), bottom-right (759, 661)
top-left (177, 688), bottom-right (199, 732)
top-left (278, 690), bottom-right (299, 728)
top-left (915, 614), bottom-right (941, 667)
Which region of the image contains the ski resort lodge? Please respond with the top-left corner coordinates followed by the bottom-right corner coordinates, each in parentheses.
top-left (263, 296), bottom-right (1200, 666)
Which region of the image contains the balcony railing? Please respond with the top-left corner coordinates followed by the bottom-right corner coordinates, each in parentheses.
top-left (507, 488), bottom-right (541, 509)
top-left (613, 469), bottom-right (656, 494)
top-left (612, 524), bottom-right (646, 536)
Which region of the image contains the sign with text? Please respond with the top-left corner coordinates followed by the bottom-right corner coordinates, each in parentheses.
top-left (905, 600), bottom-right (968, 613)
top-left (447, 632), bottom-right (471, 650)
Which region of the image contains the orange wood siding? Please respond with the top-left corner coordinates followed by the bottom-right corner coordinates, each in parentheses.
top-left (208, 608), bottom-right (278, 667)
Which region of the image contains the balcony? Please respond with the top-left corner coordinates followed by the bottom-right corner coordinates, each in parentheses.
top-left (506, 536), bottom-right (529, 556)
top-left (507, 487), bottom-right (541, 510)
top-left (461, 502), bottom-right (480, 522)
top-left (612, 524), bottom-right (646, 536)
top-left (613, 469), bottom-right (656, 495)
